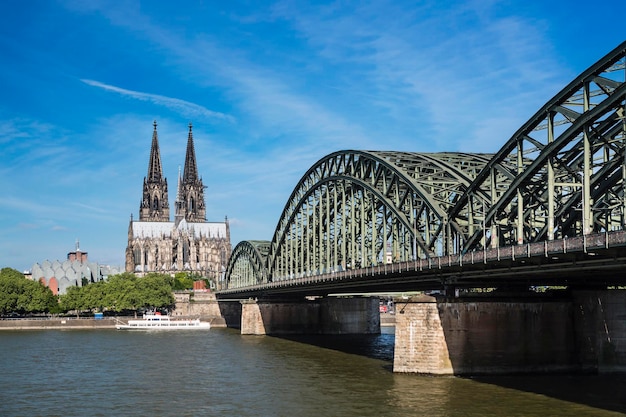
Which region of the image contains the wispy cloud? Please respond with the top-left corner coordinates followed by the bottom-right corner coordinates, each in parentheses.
top-left (270, 1), bottom-right (563, 152)
top-left (66, 1), bottom-right (569, 248)
top-left (81, 79), bottom-right (235, 123)
top-left (4, 0), bottom-right (600, 272)
top-left (69, 6), bottom-right (376, 154)
top-left (222, 68), bottom-right (373, 148)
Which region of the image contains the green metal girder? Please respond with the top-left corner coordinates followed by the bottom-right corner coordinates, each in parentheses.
top-left (265, 151), bottom-right (498, 281)
top-left (223, 41), bottom-right (626, 290)
top-left (451, 40), bottom-right (626, 252)
top-left (224, 240), bottom-right (270, 287)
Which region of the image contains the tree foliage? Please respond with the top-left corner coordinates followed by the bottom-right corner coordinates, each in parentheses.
top-left (58, 272), bottom-right (175, 314)
top-left (0, 268), bottom-right (175, 315)
top-left (0, 267), bottom-right (58, 314)
top-left (59, 285), bottom-right (85, 313)
top-left (172, 272), bottom-right (195, 290)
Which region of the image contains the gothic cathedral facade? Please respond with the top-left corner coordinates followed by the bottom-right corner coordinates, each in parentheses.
top-left (125, 121), bottom-right (231, 284)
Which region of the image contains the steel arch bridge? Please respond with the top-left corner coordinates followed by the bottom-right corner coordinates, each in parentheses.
top-left (224, 41), bottom-right (626, 291)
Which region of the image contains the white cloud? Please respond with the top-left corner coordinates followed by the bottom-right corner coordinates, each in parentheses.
top-left (270, 1), bottom-right (563, 152)
top-left (65, 1), bottom-right (571, 250)
top-left (81, 79), bottom-right (235, 123)
top-left (4, 1), bottom-right (591, 272)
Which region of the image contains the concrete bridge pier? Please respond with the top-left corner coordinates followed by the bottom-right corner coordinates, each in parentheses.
top-left (393, 291), bottom-right (626, 375)
top-left (240, 296), bottom-right (380, 335)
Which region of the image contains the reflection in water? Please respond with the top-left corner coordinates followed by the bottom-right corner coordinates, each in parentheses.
top-left (385, 375), bottom-right (626, 417)
top-left (0, 328), bottom-right (624, 417)
top-left (276, 327), bottom-right (626, 416)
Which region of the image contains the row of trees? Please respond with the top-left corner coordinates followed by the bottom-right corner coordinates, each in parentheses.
top-left (60, 272), bottom-right (175, 314)
top-left (0, 268), bottom-right (203, 316)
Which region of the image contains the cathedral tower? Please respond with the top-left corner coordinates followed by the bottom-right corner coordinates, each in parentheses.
top-left (177, 122), bottom-right (206, 222)
top-left (126, 121), bottom-right (231, 278)
top-left (139, 121), bottom-right (170, 221)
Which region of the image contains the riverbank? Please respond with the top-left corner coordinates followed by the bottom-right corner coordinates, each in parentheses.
top-left (0, 317), bottom-right (123, 330)
top-left (1, 314), bottom-right (387, 330)
top-left (0, 316), bottom-right (228, 330)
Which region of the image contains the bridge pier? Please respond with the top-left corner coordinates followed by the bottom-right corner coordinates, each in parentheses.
top-left (393, 290), bottom-right (626, 375)
top-left (239, 296), bottom-right (380, 335)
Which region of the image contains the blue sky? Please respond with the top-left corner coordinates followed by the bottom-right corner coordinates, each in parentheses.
top-left (0, 0), bottom-right (624, 272)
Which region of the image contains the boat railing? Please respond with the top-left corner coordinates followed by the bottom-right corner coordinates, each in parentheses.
top-left (142, 314), bottom-right (170, 321)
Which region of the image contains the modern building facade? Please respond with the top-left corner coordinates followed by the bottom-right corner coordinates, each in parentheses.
top-left (30, 242), bottom-right (122, 295)
top-left (125, 121), bottom-right (231, 283)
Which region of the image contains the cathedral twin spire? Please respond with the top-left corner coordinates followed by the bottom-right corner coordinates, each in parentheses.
top-left (139, 121), bottom-right (169, 222)
top-left (183, 122), bottom-right (199, 182)
top-left (147, 120), bottom-right (164, 182)
top-left (140, 121), bottom-right (206, 223)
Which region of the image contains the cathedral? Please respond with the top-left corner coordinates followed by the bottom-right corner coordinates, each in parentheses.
top-left (125, 121), bottom-right (231, 284)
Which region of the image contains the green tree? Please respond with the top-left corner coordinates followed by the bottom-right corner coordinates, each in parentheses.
top-left (172, 272), bottom-right (194, 290)
top-left (56, 272), bottom-right (175, 315)
top-left (24, 280), bottom-right (58, 313)
top-left (59, 281), bottom-right (112, 314)
top-left (0, 267), bottom-right (57, 314)
top-left (101, 272), bottom-right (174, 313)
top-left (59, 285), bottom-right (86, 313)
top-left (141, 273), bottom-right (175, 309)
top-left (0, 268), bottom-right (21, 314)
top-left (83, 281), bottom-right (109, 312)
top-left (104, 272), bottom-right (138, 312)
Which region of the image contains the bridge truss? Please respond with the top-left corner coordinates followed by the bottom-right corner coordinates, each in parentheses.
top-left (224, 41), bottom-right (626, 290)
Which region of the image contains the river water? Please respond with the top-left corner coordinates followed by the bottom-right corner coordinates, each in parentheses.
top-left (0, 327), bottom-right (624, 416)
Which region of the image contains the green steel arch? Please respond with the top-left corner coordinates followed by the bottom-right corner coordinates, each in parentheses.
top-left (265, 151), bottom-right (504, 281)
top-left (223, 41), bottom-right (626, 289)
top-left (449, 40), bottom-right (626, 252)
top-left (224, 240), bottom-right (270, 288)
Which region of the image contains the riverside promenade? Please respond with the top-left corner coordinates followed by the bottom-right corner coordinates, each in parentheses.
top-left (0, 314), bottom-right (228, 330)
top-left (0, 317), bottom-right (125, 330)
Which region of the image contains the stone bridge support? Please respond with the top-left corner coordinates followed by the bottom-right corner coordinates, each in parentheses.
top-left (393, 290), bottom-right (626, 374)
top-left (239, 296), bottom-right (380, 335)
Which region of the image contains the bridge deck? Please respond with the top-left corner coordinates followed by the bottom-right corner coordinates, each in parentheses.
top-left (217, 231), bottom-right (626, 299)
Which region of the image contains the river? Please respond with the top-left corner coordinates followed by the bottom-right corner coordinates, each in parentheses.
top-left (0, 327), bottom-right (624, 416)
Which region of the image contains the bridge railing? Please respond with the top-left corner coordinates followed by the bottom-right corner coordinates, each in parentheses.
top-left (221, 230), bottom-right (626, 293)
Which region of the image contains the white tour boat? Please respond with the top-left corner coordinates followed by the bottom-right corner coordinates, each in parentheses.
top-left (115, 313), bottom-right (211, 331)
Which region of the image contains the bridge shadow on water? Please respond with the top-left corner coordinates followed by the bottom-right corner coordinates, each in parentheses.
top-left (468, 374), bottom-right (626, 415)
top-left (272, 326), bottom-right (396, 365)
top-left (272, 328), bottom-right (626, 414)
